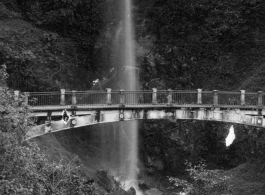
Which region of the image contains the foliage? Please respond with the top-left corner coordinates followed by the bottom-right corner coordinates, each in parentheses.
top-left (237, 126), bottom-right (265, 161)
top-left (18, 0), bottom-right (105, 75)
top-left (0, 64), bottom-right (8, 85)
top-left (0, 66), bottom-right (95, 194)
top-left (1, 0), bottom-right (265, 91)
top-left (169, 161), bottom-right (232, 195)
top-left (135, 0), bottom-right (265, 90)
top-left (0, 0), bottom-right (106, 91)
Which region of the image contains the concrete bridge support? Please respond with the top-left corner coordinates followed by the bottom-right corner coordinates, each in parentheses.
top-left (27, 108), bottom-right (265, 139)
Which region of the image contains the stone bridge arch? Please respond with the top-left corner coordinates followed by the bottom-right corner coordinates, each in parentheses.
top-left (27, 108), bottom-right (265, 140)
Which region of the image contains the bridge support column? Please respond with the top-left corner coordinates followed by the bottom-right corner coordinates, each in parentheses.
top-left (175, 108), bottom-right (188, 119)
top-left (106, 88), bottom-right (112, 105)
top-left (167, 89), bottom-right (173, 106)
top-left (95, 110), bottom-right (101, 122)
top-left (240, 90), bottom-right (245, 106)
top-left (119, 90), bottom-right (125, 107)
top-left (198, 108), bottom-right (205, 120)
top-left (47, 111), bottom-right (52, 121)
top-left (14, 90), bottom-right (20, 101)
top-left (152, 88), bottom-right (158, 105)
top-left (258, 91), bottom-right (263, 107)
top-left (213, 90), bottom-right (218, 106)
top-left (72, 90), bottom-right (76, 105)
top-left (60, 89), bottom-right (65, 106)
top-left (197, 89), bottom-right (202, 104)
top-left (24, 92), bottom-right (29, 106)
top-left (119, 110), bottom-right (124, 121)
top-left (213, 108), bottom-right (221, 120)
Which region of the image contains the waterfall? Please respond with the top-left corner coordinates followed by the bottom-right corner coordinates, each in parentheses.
top-left (119, 0), bottom-right (142, 194)
top-left (103, 0), bottom-right (142, 194)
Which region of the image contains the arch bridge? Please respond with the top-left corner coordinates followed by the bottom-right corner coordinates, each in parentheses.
top-left (16, 89), bottom-right (265, 139)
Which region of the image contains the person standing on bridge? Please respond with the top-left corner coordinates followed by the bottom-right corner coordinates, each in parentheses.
top-left (62, 109), bottom-right (69, 123)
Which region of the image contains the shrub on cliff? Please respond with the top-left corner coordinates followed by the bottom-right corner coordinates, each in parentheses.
top-left (169, 161), bottom-right (232, 195)
top-left (0, 65), bottom-right (94, 194)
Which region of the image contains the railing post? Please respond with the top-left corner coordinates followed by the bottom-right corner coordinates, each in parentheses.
top-left (24, 92), bottom-right (29, 106)
top-left (106, 88), bottom-right (112, 105)
top-left (60, 89), bottom-right (65, 106)
top-left (240, 90), bottom-right (245, 106)
top-left (120, 89), bottom-right (125, 107)
top-left (213, 90), bottom-right (218, 106)
top-left (258, 91), bottom-right (263, 107)
top-left (152, 88), bottom-right (158, 105)
top-left (197, 89), bottom-right (202, 104)
top-left (167, 89), bottom-right (173, 105)
top-left (71, 90), bottom-right (76, 105)
top-left (47, 111), bottom-right (52, 121)
top-left (14, 90), bottom-right (20, 101)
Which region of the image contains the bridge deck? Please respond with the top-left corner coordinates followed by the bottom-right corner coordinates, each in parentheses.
top-left (30, 104), bottom-right (261, 111)
top-left (21, 90), bottom-right (265, 139)
top-left (10, 89), bottom-right (263, 111)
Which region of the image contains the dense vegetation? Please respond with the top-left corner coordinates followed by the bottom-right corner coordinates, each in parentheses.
top-left (0, 0), bottom-right (265, 91)
top-left (0, 66), bottom-right (95, 194)
top-left (1, 0), bottom-right (265, 194)
top-left (137, 0), bottom-right (265, 90)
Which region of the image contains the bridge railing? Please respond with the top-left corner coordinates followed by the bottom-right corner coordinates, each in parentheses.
top-left (172, 90), bottom-right (198, 105)
top-left (218, 91), bottom-right (241, 106)
top-left (245, 92), bottom-right (258, 106)
top-left (67, 91), bottom-right (108, 106)
top-left (13, 89), bottom-right (264, 108)
top-left (201, 91), bottom-right (213, 105)
top-left (122, 90), bottom-right (153, 105)
top-left (26, 92), bottom-right (61, 106)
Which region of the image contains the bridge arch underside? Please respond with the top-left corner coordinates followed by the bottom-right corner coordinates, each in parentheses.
top-left (28, 108), bottom-right (265, 139)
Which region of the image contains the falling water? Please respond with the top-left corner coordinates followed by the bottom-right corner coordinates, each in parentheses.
top-left (123, 0), bottom-right (137, 90)
top-left (119, 0), bottom-right (141, 193)
top-left (226, 125), bottom-right (236, 147)
top-left (103, 0), bottom-right (141, 194)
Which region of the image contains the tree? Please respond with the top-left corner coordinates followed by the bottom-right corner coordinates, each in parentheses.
top-left (0, 65), bottom-right (94, 194)
top-left (169, 161), bottom-right (232, 195)
top-left (135, 0), bottom-right (265, 89)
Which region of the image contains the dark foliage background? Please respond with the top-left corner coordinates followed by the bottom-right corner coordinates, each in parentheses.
top-left (1, 1), bottom-right (265, 193)
top-left (0, 0), bottom-right (264, 91)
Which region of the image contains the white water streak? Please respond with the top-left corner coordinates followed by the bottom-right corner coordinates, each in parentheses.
top-left (226, 125), bottom-right (235, 147)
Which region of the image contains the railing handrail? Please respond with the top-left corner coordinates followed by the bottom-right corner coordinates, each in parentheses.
top-left (12, 89), bottom-right (264, 108)
top-left (23, 90), bottom-right (264, 94)
top-left (28, 92), bottom-right (61, 95)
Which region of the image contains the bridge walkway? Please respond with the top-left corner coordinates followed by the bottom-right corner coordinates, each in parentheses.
top-left (12, 89), bottom-right (265, 139)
